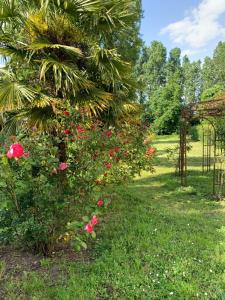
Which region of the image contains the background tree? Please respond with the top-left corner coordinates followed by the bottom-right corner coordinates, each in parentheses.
top-left (201, 42), bottom-right (225, 100)
top-left (143, 41), bottom-right (167, 97)
top-left (182, 56), bottom-right (202, 104)
top-left (213, 41), bottom-right (225, 86)
top-left (148, 47), bottom-right (182, 134)
top-left (201, 56), bottom-right (215, 92)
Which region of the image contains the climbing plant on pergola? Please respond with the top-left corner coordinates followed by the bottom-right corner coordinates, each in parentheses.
top-left (178, 95), bottom-right (225, 199)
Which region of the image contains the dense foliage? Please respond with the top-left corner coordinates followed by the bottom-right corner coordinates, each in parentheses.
top-left (0, 0), bottom-right (142, 129)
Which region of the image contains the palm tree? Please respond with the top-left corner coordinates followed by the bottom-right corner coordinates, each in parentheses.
top-left (0, 0), bottom-right (141, 131)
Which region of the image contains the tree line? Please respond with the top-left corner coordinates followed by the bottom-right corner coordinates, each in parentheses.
top-left (135, 41), bottom-right (225, 134)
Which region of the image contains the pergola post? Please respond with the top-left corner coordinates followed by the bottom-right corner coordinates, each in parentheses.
top-left (179, 118), bottom-right (188, 186)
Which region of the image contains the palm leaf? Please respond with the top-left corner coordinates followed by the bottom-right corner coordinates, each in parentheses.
top-left (91, 45), bottom-right (130, 84)
top-left (0, 80), bottom-right (36, 111)
top-left (39, 57), bottom-right (94, 95)
top-left (55, 0), bottom-right (102, 12)
top-left (28, 42), bottom-right (83, 57)
top-left (0, 0), bottom-right (23, 30)
top-left (0, 46), bottom-right (27, 61)
top-left (73, 88), bottom-right (113, 116)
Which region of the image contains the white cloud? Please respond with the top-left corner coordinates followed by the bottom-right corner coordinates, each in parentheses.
top-left (161, 0), bottom-right (225, 50)
top-left (181, 49), bottom-right (203, 57)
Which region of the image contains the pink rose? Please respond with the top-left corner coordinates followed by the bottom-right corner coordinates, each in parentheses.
top-left (91, 215), bottom-right (98, 226)
top-left (7, 144), bottom-right (24, 158)
top-left (76, 125), bottom-right (85, 134)
top-left (59, 162), bottom-right (68, 171)
top-left (97, 199), bottom-right (104, 206)
top-left (84, 223), bottom-right (93, 234)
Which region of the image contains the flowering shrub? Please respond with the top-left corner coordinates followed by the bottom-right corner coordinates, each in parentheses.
top-left (0, 111), bottom-right (155, 254)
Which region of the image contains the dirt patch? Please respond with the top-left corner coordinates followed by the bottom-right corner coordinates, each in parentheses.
top-left (0, 245), bottom-right (93, 299)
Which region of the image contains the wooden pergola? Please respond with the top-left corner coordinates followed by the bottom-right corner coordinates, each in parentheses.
top-left (178, 95), bottom-right (225, 198)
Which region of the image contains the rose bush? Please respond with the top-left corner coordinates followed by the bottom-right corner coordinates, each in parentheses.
top-left (0, 111), bottom-right (155, 254)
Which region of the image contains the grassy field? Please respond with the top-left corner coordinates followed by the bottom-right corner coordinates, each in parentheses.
top-left (2, 135), bottom-right (225, 299)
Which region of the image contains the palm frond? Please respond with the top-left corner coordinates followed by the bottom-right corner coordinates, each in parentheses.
top-left (0, 80), bottom-right (36, 111)
top-left (55, 0), bottom-right (102, 13)
top-left (39, 57), bottom-right (94, 95)
top-left (73, 88), bottom-right (113, 116)
top-left (28, 42), bottom-right (83, 57)
top-left (0, 46), bottom-right (27, 61)
top-left (91, 45), bottom-right (130, 84)
top-left (0, 0), bottom-right (22, 31)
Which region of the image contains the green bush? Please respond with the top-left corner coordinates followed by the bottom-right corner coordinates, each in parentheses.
top-left (189, 125), bottom-right (201, 141)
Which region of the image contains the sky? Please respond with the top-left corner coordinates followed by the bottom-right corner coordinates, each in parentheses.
top-left (140, 0), bottom-right (225, 61)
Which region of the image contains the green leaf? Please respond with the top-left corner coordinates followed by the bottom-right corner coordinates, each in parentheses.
top-left (91, 231), bottom-right (96, 239)
top-left (80, 241), bottom-right (87, 250)
top-left (82, 216), bottom-right (89, 222)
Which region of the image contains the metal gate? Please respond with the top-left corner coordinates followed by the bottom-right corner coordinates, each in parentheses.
top-left (202, 126), bottom-right (214, 173)
top-left (213, 133), bottom-right (225, 199)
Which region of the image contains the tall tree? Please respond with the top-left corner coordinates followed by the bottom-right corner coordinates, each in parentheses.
top-left (201, 56), bottom-right (215, 91)
top-left (167, 47), bottom-right (182, 79)
top-left (201, 42), bottom-right (225, 100)
top-left (135, 46), bottom-right (149, 104)
top-left (182, 55), bottom-right (201, 103)
top-left (213, 41), bottom-right (225, 87)
top-left (142, 41), bottom-right (167, 96)
top-left (148, 47), bottom-right (182, 134)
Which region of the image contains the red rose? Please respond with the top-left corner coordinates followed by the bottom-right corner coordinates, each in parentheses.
top-left (97, 199), bottom-right (104, 206)
top-left (115, 157), bottom-right (120, 162)
top-left (76, 125), bottom-right (85, 134)
top-left (106, 163), bottom-right (112, 169)
top-left (124, 151), bottom-right (129, 157)
top-left (91, 215), bottom-right (98, 226)
top-left (109, 149), bottom-right (114, 157)
top-left (64, 129), bottom-right (71, 135)
top-left (64, 111), bottom-right (70, 117)
top-left (84, 224), bottom-right (93, 234)
top-left (114, 147), bottom-right (119, 152)
top-left (106, 130), bottom-right (112, 138)
top-left (7, 144), bottom-right (24, 158)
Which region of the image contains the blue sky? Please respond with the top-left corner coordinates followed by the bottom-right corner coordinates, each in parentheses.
top-left (140, 0), bottom-right (225, 61)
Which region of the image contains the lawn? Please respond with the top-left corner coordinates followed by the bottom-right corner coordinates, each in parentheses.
top-left (1, 135), bottom-right (225, 299)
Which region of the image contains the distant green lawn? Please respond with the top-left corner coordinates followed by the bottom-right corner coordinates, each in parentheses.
top-left (3, 135), bottom-right (225, 299)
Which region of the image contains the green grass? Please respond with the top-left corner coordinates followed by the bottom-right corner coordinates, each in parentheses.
top-left (3, 135), bottom-right (225, 299)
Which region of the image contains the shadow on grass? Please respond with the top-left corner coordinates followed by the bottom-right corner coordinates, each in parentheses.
top-left (90, 170), bottom-right (225, 299)
top-left (153, 140), bottom-right (179, 145)
top-left (154, 155), bottom-right (212, 170)
top-left (129, 169), bottom-right (216, 209)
